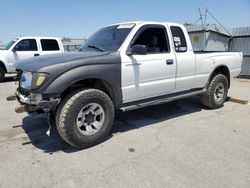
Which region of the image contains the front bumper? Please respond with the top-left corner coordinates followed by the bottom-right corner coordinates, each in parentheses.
top-left (15, 91), bottom-right (60, 113)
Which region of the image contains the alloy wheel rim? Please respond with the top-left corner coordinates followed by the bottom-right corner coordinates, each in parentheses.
top-left (76, 103), bottom-right (105, 135)
top-left (214, 82), bottom-right (225, 103)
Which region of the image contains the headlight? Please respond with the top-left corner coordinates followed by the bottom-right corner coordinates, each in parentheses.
top-left (20, 72), bottom-right (32, 89)
top-left (20, 72), bottom-right (49, 90)
top-left (31, 73), bottom-right (49, 89)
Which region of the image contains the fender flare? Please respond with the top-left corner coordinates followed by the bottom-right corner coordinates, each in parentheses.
top-left (206, 64), bottom-right (230, 88)
top-left (39, 64), bottom-right (122, 105)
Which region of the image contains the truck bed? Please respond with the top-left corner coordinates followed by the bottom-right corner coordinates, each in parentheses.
top-left (193, 51), bottom-right (243, 88)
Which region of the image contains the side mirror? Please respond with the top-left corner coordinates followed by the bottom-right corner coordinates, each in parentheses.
top-left (129, 45), bottom-right (147, 55)
top-left (12, 46), bottom-right (18, 52)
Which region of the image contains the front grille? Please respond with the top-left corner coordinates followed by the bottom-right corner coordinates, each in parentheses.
top-left (17, 87), bottom-right (30, 97)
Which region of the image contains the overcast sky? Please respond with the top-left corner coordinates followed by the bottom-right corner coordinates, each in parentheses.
top-left (1, 0), bottom-right (250, 43)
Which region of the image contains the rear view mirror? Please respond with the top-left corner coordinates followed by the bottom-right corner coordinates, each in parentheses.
top-left (130, 45), bottom-right (147, 55)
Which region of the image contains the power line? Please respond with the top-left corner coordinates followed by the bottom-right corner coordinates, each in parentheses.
top-left (192, 8), bottom-right (232, 36)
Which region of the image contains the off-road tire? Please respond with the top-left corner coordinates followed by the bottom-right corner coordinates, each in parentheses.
top-left (56, 88), bottom-right (114, 148)
top-left (0, 67), bottom-right (5, 82)
top-left (201, 74), bottom-right (228, 109)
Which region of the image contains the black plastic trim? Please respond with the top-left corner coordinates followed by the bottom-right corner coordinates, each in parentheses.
top-left (119, 88), bottom-right (205, 109)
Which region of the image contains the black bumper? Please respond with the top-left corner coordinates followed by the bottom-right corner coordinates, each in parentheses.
top-left (16, 91), bottom-right (60, 112)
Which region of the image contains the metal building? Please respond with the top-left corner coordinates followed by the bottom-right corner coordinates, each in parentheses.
top-left (231, 27), bottom-right (250, 76)
top-left (62, 37), bottom-right (86, 52)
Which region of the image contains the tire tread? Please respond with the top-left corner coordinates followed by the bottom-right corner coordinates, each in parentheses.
top-left (56, 88), bottom-right (114, 148)
top-left (201, 74), bottom-right (228, 109)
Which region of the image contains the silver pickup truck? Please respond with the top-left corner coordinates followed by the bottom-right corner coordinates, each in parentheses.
top-left (9, 21), bottom-right (243, 148)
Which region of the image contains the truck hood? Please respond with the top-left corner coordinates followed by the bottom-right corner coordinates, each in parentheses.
top-left (0, 50), bottom-right (8, 57)
top-left (16, 51), bottom-right (112, 73)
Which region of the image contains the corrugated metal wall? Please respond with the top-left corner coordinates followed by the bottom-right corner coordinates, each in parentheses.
top-left (189, 32), bottom-right (229, 51)
top-left (231, 27), bottom-right (250, 76)
top-left (241, 57), bottom-right (250, 76)
top-left (230, 38), bottom-right (250, 55)
top-left (188, 32), bottom-right (206, 51)
top-left (232, 27), bottom-right (250, 37)
top-left (206, 32), bottom-right (229, 51)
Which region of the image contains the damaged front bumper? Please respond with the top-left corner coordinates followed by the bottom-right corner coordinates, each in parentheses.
top-left (7, 91), bottom-right (60, 114)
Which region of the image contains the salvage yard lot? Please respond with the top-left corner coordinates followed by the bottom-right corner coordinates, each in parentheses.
top-left (0, 77), bottom-right (250, 188)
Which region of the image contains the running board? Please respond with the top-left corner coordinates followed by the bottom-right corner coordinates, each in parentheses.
top-left (120, 88), bottom-right (206, 112)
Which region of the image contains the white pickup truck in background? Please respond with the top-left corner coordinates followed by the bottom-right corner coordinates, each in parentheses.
top-left (0, 36), bottom-right (64, 82)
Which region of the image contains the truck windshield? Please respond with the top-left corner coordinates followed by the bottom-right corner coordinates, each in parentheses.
top-left (1, 39), bottom-right (18, 50)
top-left (81, 24), bottom-right (135, 52)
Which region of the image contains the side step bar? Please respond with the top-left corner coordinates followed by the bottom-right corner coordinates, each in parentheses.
top-left (120, 88), bottom-right (206, 112)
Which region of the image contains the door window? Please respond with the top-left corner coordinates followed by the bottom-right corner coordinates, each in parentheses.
top-left (41, 39), bottom-right (60, 51)
top-left (132, 27), bottom-right (170, 54)
top-left (170, 26), bottom-right (187, 52)
top-left (14, 39), bottom-right (38, 51)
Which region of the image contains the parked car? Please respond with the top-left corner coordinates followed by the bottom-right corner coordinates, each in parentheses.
top-left (10, 21), bottom-right (243, 148)
top-left (0, 36), bottom-right (64, 82)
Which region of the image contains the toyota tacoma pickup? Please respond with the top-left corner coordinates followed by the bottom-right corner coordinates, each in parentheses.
top-left (9, 21), bottom-right (243, 148)
top-left (0, 36), bottom-right (64, 82)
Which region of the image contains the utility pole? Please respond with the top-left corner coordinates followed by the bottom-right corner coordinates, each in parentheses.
top-left (198, 8), bottom-right (206, 51)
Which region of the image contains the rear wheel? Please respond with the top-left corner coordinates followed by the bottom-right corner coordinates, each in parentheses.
top-left (201, 74), bottom-right (228, 109)
top-left (0, 67), bottom-right (5, 82)
top-left (56, 88), bottom-right (114, 148)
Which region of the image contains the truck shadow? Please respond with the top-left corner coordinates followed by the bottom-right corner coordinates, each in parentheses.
top-left (21, 96), bottom-right (204, 154)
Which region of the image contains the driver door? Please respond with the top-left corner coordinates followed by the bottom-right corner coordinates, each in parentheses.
top-left (7, 39), bottom-right (39, 66)
top-left (121, 25), bottom-right (176, 102)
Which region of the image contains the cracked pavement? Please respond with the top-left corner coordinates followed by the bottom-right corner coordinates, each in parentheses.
top-left (0, 76), bottom-right (250, 188)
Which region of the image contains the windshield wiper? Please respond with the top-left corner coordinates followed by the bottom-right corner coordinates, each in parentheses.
top-left (87, 45), bottom-right (106, 52)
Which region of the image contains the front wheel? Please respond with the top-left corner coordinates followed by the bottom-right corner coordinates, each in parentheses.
top-left (56, 88), bottom-right (114, 148)
top-left (201, 74), bottom-right (228, 109)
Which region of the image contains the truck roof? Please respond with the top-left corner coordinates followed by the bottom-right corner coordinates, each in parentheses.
top-left (15, 36), bottom-right (61, 40)
top-left (108, 21), bottom-right (183, 27)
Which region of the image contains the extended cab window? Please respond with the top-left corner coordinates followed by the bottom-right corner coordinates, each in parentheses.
top-left (15, 39), bottom-right (37, 51)
top-left (133, 27), bottom-right (170, 53)
top-left (170, 26), bottom-right (187, 52)
top-left (41, 39), bottom-right (60, 51)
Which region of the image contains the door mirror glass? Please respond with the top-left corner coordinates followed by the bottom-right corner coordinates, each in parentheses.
top-left (130, 45), bottom-right (147, 55)
top-left (12, 46), bottom-right (18, 52)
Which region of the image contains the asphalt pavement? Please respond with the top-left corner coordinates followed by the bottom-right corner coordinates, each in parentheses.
top-left (0, 76), bottom-right (249, 188)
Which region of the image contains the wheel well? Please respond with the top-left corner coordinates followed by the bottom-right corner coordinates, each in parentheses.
top-left (0, 61), bottom-right (7, 73)
top-left (210, 66), bottom-right (230, 88)
top-left (61, 78), bottom-right (115, 103)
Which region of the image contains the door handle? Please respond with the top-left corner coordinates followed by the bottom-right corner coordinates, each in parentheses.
top-left (34, 53), bottom-right (40, 57)
top-left (166, 59), bottom-right (174, 65)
